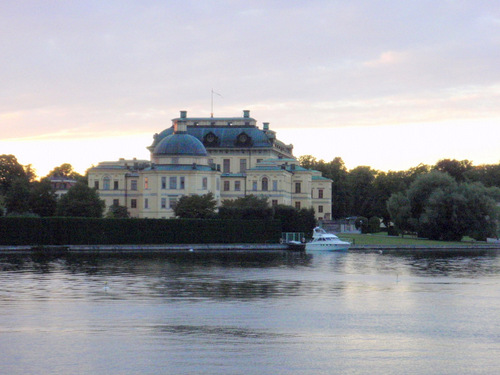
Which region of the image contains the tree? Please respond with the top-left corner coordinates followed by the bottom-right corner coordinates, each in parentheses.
top-left (388, 171), bottom-right (499, 241)
top-left (273, 205), bottom-right (316, 233)
top-left (464, 163), bottom-right (500, 188)
top-left (219, 195), bottom-right (272, 219)
top-left (406, 171), bottom-right (457, 220)
top-left (0, 154), bottom-right (28, 195)
top-left (105, 203), bottom-right (131, 219)
top-left (420, 188), bottom-right (468, 241)
top-left (345, 166), bottom-right (377, 217)
top-left (372, 170), bottom-right (410, 226)
top-left (4, 177), bottom-right (31, 215)
top-left (46, 163), bottom-right (83, 180)
top-left (386, 192), bottom-right (413, 235)
top-left (56, 182), bottom-right (105, 217)
top-left (29, 179), bottom-right (57, 217)
top-left (174, 193), bottom-right (217, 219)
top-left (434, 159), bottom-right (473, 182)
top-left (298, 155), bottom-right (318, 170)
top-left (459, 183), bottom-right (500, 241)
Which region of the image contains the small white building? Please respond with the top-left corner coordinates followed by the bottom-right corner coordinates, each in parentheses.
top-left (88, 110), bottom-right (332, 219)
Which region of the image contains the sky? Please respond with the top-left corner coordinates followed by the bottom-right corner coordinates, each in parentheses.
top-left (1, 0), bottom-right (499, 178)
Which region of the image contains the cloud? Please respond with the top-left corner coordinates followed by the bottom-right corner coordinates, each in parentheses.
top-left (1, 1), bottom-right (499, 139)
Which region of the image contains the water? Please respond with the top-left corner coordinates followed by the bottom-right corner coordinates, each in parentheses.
top-left (0, 251), bottom-right (499, 375)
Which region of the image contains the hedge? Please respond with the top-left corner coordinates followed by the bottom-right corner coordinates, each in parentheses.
top-left (0, 217), bottom-right (282, 246)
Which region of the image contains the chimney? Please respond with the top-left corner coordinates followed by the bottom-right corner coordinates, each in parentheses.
top-left (243, 110), bottom-right (250, 118)
top-left (263, 122), bottom-right (269, 131)
top-left (180, 110), bottom-right (187, 119)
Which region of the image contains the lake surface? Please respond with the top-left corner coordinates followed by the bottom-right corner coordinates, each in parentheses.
top-left (1, 250), bottom-right (499, 375)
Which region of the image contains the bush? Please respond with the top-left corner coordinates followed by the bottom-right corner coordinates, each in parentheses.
top-left (0, 217), bottom-right (282, 245)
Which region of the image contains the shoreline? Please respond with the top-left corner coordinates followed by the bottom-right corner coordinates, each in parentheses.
top-left (0, 243), bottom-right (499, 255)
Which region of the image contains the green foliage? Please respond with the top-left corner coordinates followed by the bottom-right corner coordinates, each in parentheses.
top-left (45, 163), bottom-right (83, 181)
top-left (219, 195), bottom-right (273, 220)
top-left (386, 192), bottom-right (412, 234)
top-left (368, 216), bottom-right (381, 233)
top-left (355, 217), bottom-right (369, 233)
top-left (388, 171), bottom-right (500, 241)
top-left (29, 180), bottom-right (57, 217)
top-left (56, 182), bottom-right (105, 218)
top-left (0, 154), bottom-right (29, 195)
top-left (407, 171), bottom-right (457, 219)
top-left (174, 193), bottom-right (217, 219)
top-left (433, 159), bottom-right (473, 182)
top-left (0, 217), bottom-right (282, 245)
top-left (5, 177), bottom-right (31, 214)
top-left (105, 204), bottom-right (130, 219)
top-left (273, 205), bottom-right (316, 233)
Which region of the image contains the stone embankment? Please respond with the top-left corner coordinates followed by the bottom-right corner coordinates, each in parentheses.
top-left (0, 243), bottom-right (499, 255)
top-left (0, 244), bottom-right (292, 255)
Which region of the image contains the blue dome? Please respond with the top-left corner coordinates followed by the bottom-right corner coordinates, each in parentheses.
top-left (153, 133), bottom-right (208, 156)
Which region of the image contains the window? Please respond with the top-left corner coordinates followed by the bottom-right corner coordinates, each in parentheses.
top-left (144, 177), bottom-right (149, 190)
top-left (239, 159), bottom-right (247, 173)
top-left (94, 181), bottom-right (99, 189)
top-left (113, 199), bottom-right (119, 206)
top-left (223, 159), bottom-right (230, 173)
top-left (261, 177), bottom-right (268, 191)
top-left (272, 200), bottom-right (278, 206)
top-left (235, 181), bottom-right (241, 191)
top-left (318, 205), bottom-right (323, 213)
top-left (318, 189), bottom-right (324, 199)
top-left (295, 182), bottom-right (301, 193)
top-left (224, 181), bottom-right (230, 191)
top-left (161, 177), bottom-right (166, 189)
top-left (202, 177), bottom-right (208, 190)
top-left (252, 181), bottom-right (257, 191)
top-left (180, 177), bottom-right (185, 189)
top-left (295, 201), bottom-right (301, 210)
top-left (131, 199), bottom-right (137, 209)
top-left (144, 198), bottom-right (149, 209)
top-left (273, 180), bottom-right (278, 191)
top-left (103, 177), bottom-right (110, 190)
top-left (161, 198), bottom-right (167, 209)
top-left (169, 177), bottom-right (177, 189)
top-left (131, 180), bottom-right (137, 191)
top-left (216, 177), bottom-right (220, 191)
top-left (113, 181), bottom-right (119, 190)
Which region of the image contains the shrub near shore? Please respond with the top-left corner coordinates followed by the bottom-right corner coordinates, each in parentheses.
top-left (0, 217), bottom-right (282, 246)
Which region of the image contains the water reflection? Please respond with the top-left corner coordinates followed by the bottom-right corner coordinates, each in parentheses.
top-left (0, 250), bottom-right (499, 375)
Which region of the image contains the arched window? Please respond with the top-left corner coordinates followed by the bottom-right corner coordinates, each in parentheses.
top-left (262, 177), bottom-right (269, 191)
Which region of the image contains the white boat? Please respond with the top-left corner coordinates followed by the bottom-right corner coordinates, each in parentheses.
top-left (305, 227), bottom-right (351, 252)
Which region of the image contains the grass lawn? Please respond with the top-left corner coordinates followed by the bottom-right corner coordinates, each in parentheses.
top-left (338, 233), bottom-right (480, 246)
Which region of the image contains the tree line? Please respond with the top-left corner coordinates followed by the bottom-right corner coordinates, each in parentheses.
top-left (0, 154), bottom-right (97, 217)
top-left (2, 153), bottom-right (499, 241)
top-left (299, 156), bottom-right (500, 240)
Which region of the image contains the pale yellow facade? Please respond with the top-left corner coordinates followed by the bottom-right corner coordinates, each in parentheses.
top-left (88, 111), bottom-right (332, 220)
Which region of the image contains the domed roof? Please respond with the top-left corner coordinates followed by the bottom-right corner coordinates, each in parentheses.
top-left (153, 132), bottom-right (208, 156)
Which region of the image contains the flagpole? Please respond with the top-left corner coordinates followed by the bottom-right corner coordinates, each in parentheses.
top-left (211, 89), bottom-right (222, 118)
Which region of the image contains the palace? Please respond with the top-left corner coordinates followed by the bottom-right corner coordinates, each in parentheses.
top-left (88, 110), bottom-right (332, 219)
